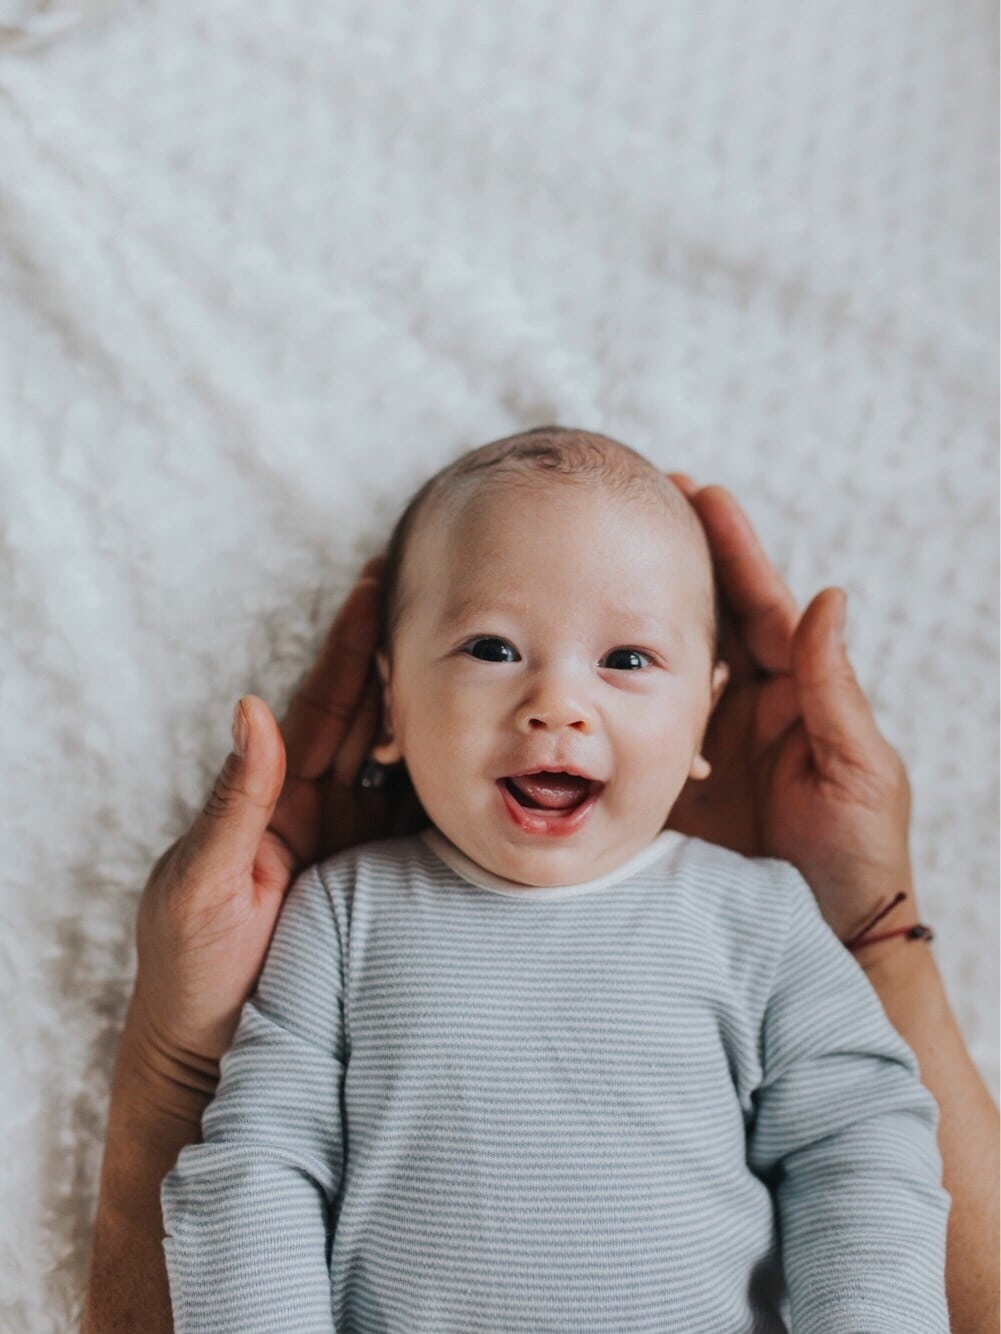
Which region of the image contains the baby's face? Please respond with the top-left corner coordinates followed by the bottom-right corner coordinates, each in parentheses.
top-left (374, 481), bottom-right (728, 886)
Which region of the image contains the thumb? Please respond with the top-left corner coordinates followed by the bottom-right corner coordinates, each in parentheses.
top-left (187, 695), bottom-right (287, 877)
top-left (791, 589), bottom-right (884, 781)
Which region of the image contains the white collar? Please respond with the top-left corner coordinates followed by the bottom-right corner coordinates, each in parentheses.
top-left (419, 826), bottom-right (682, 899)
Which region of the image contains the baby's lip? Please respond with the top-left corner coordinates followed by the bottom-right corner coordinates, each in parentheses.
top-left (503, 764), bottom-right (605, 784)
top-left (496, 773), bottom-right (604, 835)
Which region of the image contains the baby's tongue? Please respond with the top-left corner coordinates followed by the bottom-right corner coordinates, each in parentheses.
top-left (507, 772), bottom-right (591, 809)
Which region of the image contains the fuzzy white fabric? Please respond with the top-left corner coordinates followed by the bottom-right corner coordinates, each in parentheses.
top-left (0, 1), bottom-right (997, 1328)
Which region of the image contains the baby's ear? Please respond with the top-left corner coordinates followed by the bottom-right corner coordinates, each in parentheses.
top-left (689, 660), bottom-right (730, 782)
top-left (689, 753), bottom-right (711, 781)
top-left (709, 659), bottom-right (729, 712)
top-left (370, 650), bottom-right (403, 764)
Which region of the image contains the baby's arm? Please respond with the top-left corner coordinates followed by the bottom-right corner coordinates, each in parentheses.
top-left (747, 867), bottom-right (950, 1333)
top-left (160, 863), bottom-right (345, 1334)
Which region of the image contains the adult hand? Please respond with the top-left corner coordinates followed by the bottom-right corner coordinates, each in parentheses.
top-left (128, 555), bottom-right (424, 1086)
top-left (664, 476), bottom-right (1000, 1334)
top-left (83, 556), bottom-right (432, 1334)
top-left (666, 476), bottom-right (915, 944)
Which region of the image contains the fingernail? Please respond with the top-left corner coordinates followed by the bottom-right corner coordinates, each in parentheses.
top-left (232, 698), bottom-right (249, 756)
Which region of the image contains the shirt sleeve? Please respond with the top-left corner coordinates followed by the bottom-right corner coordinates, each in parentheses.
top-left (160, 862), bottom-right (346, 1334)
top-left (746, 864), bottom-right (951, 1334)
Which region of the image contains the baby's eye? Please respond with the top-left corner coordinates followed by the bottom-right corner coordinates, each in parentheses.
top-left (603, 647), bottom-right (652, 671)
top-left (462, 637), bottom-right (519, 663)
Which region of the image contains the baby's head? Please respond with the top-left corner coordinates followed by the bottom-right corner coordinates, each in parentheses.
top-left (371, 426), bottom-right (729, 887)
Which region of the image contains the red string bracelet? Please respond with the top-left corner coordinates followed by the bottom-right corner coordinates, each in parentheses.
top-left (842, 891), bottom-right (934, 952)
top-left (846, 923), bottom-right (935, 951)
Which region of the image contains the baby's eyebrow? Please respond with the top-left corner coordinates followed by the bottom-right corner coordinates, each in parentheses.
top-left (438, 596), bottom-right (528, 628)
top-left (611, 616), bottom-right (686, 655)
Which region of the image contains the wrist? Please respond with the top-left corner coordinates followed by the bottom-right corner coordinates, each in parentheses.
top-left (839, 871), bottom-right (923, 954)
top-left (855, 931), bottom-right (949, 1028)
top-left (123, 990), bottom-right (222, 1103)
top-left (95, 1005), bottom-right (218, 1228)
top-left (115, 1004), bottom-right (218, 1128)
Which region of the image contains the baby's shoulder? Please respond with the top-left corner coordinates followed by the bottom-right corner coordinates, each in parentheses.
top-left (664, 833), bottom-right (818, 940)
top-left (654, 835), bottom-right (832, 1005)
top-left (309, 833), bottom-right (430, 898)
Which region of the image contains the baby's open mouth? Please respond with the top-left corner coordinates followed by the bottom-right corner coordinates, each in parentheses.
top-left (502, 773), bottom-right (602, 812)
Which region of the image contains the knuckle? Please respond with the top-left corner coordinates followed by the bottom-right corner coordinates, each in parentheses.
top-left (146, 836), bottom-right (182, 887)
top-left (166, 836), bottom-right (202, 901)
top-left (834, 748), bottom-right (899, 811)
top-left (871, 742), bottom-right (906, 795)
top-left (202, 755), bottom-right (276, 818)
top-left (830, 658), bottom-right (860, 693)
top-left (294, 690), bottom-right (355, 723)
top-left (889, 746), bottom-right (910, 790)
top-left (202, 755), bottom-right (242, 820)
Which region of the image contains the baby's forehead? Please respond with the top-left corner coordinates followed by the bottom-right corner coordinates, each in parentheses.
top-left (440, 475), bottom-right (707, 564)
top-left (387, 460), bottom-right (718, 655)
top-left (412, 478), bottom-right (714, 626)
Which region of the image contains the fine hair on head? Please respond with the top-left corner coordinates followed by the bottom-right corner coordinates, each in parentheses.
top-left (376, 424), bottom-right (721, 664)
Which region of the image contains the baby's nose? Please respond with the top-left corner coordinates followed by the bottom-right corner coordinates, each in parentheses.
top-left (514, 678), bottom-right (597, 734)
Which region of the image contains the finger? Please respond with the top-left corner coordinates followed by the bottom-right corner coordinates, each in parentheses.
top-left (360, 553), bottom-right (387, 582)
top-left (279, 575), bottom-right (383, 783)
top-left (665, 472), bottom-right (698, 498)
top-left (792, 589), bottom-right (887, 782)
top-left (751, 671), bottom-right (802, 754)
top-left (186, 696), bottom-right (287, 880)
top-left (714, 600), bottom-right (755, 680)
top-left (688, 485), bottom-right (799, 674)
top-left (331, 670), bottom-right (382, 789)
top-left (666, 473), bottom-right (753, 677)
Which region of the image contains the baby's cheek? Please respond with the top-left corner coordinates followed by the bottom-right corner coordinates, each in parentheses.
top-left (406, 734), bottom-right (476, 810)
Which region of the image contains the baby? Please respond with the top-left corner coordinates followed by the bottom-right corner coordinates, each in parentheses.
top-left (161, 427), bottom-right (950, 1332)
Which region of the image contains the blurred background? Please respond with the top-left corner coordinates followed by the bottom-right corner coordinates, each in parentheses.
top-left (1, 1), bottom-right (997, 1327)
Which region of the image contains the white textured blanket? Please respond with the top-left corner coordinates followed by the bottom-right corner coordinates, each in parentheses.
top-left (1, 2), bottom-right (997, 1328)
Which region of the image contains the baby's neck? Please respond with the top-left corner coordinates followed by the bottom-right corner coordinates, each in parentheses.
top-left (421, 827), bottom-right (679, 898)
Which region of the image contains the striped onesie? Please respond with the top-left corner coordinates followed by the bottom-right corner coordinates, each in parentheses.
top-left (161, 828), bottom-right (950, 1332)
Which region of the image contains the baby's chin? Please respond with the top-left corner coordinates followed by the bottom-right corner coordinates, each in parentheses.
top-left (460, 833), bottom-right (642, 889)
top-left (422, 785), bottom-right (677, 887)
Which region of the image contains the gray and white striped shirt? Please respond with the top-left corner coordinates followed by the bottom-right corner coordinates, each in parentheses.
top-left (161, 828), bottom-right (949, 1332)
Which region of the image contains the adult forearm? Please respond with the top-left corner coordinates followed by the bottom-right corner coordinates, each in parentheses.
top-left (82, 1013), bottom-right (215, 1334)
top-left (861, 941), bottom-right (1000, 1334)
